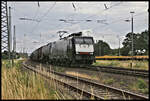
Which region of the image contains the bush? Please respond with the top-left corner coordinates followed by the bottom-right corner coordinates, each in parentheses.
top-left (137, 78), bottom-right (147, 89)
top-left (104, 78), bottom-right (115, 85)
top-left (137, 78), bottom-right (148, 94)
top-left (3, 60), bottom-right (12, 68)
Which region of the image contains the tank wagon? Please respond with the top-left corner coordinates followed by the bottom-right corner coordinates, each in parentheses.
top-left (30, 32), bottom-right (95, 66)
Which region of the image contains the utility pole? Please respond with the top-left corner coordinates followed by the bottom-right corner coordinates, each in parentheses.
top-left (98, 40), bottom-right (100, 56)
top-left (12, 27), bottom-right (14, 66)
top-left (125, 11), bottom-right (135, 68)
top-left (40, 33), bottom-right (42, 44)
top-left (8, 6), bottom-right (13, 67)
top-left (13, 25), bottom-right (16, 59)
top-left (23, 34), bottom-right (26, 57)
top-left (97, 40), bottom-right (100, 56)
top-left (119, 38), bottom-right (120, 56)
top-left (9, 7), bottom-right (12, 53)
top-left (99, 40), bottom-right (101, 56)
top-left (117, 35), bottom-right (120, 56)
top-left (8, 6), bottom-right (11, 65)
top-left (130, 11), bottom-right (135, 68)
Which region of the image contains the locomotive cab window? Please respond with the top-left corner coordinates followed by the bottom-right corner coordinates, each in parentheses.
top-left (84, 38), bottom-right (93, 44)
top-left (74, 37), bottom-right (93, 44)
top-left (74, 38), bottom-right (84, 44)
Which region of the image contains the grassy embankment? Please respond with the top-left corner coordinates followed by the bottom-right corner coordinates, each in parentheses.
top-left (2, 59), bottom-right (62, 99)
top-left (66, 71), bottom-right (148, 95)
top-left (93, 60), bottom-right (148, 70)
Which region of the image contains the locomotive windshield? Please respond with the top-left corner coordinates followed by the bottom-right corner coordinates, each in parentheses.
top-left (84, 38), bottom-right (93, 44)
top-left (74, 38), bottom-right (84, 44)
top-left (74, 37), bottom-right (93, 44)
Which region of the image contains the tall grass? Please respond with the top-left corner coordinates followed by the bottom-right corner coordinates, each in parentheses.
top-left (93, 60), bottom-right (148, 70)
top-left (1, 60), bottom-right (59, 99)
top-left (128, 78), bottom-right (149, 94)
top-left (136, 78), bottom-right (148, 94)
top-left (65, 71), bottom-right (99, 81)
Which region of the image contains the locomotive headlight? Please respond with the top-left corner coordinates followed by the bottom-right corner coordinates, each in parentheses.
top-left (90, 52), bottom-right (93, 54)
top-left (76, 52), bottom-right (79, 54)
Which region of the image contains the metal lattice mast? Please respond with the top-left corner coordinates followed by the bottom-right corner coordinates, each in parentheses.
top-left (1, 1), bottom-right (10, 59)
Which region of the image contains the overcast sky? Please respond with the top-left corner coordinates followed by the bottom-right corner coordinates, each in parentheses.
top-left (7, 1), bottom-right (148, 54)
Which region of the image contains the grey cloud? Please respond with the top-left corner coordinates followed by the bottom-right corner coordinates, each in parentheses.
top-left (7, 1), bottom-right (148, 53)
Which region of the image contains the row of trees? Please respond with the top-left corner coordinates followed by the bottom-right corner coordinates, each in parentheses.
top-left (94, 30), bottom-right (149, 56)
top-left (94, 40), bottom-right (111, 56)
top-left (2, 51), bottom-right (28, 59)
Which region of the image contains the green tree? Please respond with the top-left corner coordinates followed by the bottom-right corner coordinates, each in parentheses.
top-left (110, 48), bottom-right (120, 56)
top-left (2, 51), bottom-right (20, 59)
top-left (2, 51), bottom-right (9, 59)
top-left (135, 30), bottom-right (149, 55)
top-left (121, 30), bottom-right (149, 56)
top-left (94, 40), bottom-right (111, 56)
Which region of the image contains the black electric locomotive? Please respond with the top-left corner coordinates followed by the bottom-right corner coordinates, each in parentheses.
top-left (30, 32), bottom-right (95, 66)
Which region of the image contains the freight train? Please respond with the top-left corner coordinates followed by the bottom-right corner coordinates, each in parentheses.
top-left (30, 31), bottom-right (95, 66)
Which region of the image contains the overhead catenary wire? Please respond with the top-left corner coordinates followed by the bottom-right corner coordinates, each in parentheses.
top-left (12, 2), bottom-right (26, 18)
top-left (33, 3), bottom-right (40, 19)
top-left (93, 11), bottom-right (148, 44)
top-left (9, 2), bottom-right (148, 53)
top-left (57, 2), bottom-right (106, 31)
top-left (56, 2), bottom-right (148, 39)
top-left (21, 2), bottom-right (41, 29)
top-left (11, 2), bottom-right (40, 53)
top-left (93, 11), bottom-right (148, 31)
top-left (13, 2), bottom-right (56, 51)
top-left (75, 2), bottom-right (123, 24)
top-left (13, 2), bottom-right (147, 35)
top-left (57, 2), bottom-right (123, 28)
top-left (109, 2), bottom-right (123, 9)
top-left (60, 1), bottom-right (147, 28)
top-left (60, 10), bottom-right (147, 34)
top-left (51, 2), bottom-right (79, 34)
top-left (30, 2), bottom-right (56, 34)
top-left (63, 2), bottom-right (78, 24)
top-left (30, 2), bottom-right (123, 35)
top-left (92, 10), bottom-right (148, 43)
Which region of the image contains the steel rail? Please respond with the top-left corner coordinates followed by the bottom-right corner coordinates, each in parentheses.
top-left (27, 60), bottom-right (149, 78)
top-left (77, 65), bottom-right (149, 78)
top-left (22, 62), bottom-right (104, 100)
top-left (46, 69), bottom-right (148, 100)
top-left (22, 61), bottom-right (148, 100)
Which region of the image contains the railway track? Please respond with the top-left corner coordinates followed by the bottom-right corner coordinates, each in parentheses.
top-left (85, 65), bottom-right (149, 78)
top-left (27, 60), bottom-right (149, 78)
top-left (22, 61), bottom-right (148, 100)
